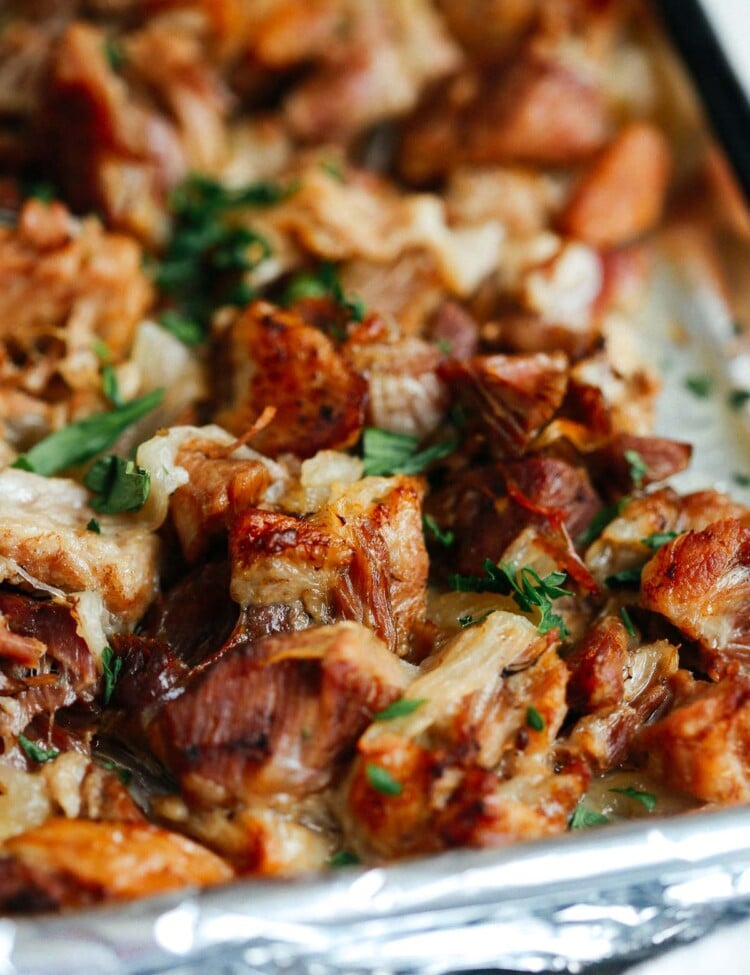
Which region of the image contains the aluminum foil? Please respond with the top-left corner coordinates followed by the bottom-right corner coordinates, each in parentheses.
top-left (3, 263), bottom-right (750, 975)
top-left (3, 807), bottom-right (750, 975)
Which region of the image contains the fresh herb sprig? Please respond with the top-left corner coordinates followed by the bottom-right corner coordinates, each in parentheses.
top-left (362, 428), bottom-right (456, 477)
top-left (450, 559), bottom-right (573, 637)
top-left (101, 646), bottom-right (123, 706)
top-left (85, 456), bottom-right (151, 514)
top-left (423, 514), bottom-right (455, 548)
top-left (19, 733), bottom-right (59, 764)
top-left (610, 787), bottom-right (656, 812)
top-left (284, 260), bottom-right (365, 323)
top-left (373, 699), bottom-right (426, 722)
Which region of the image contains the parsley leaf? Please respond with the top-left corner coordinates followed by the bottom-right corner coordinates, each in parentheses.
top-left (12, 389), bottom-right (164, 477)
top-left (362, 428), bottom-right (456, 477)
top-left (624, 449), bottom-right (648, 488)
top-left (734, 472), bottom-right (750, 487)
top-left (577, 498), bottom-right (628, 548)
top-left (619, 606), bottom-right (637, 637)
top-left (365, 763), bottom-right (403, 796)
top-left (158, 310), bottom-right (204, 347)
top-left (85, 456), bottom-right (150, 514)
top-left (373, 698), bottom-right (426, 722)
top-left (101, 364), bottom-right (123, 407)
top-left (329, 850), bottom-right (360, 868)
top-left (569, 805), bottom-right (610, 829)
top-left (101, 646), bottom-right (123, 706)
top-left (729, 389), bottom-right (750, 411)
top-left (526, 706), bottom-right (545, 731)
top-left (685, 374), bottom-right (713, 398)
top-left (609, 787), bottom-right (656, 812)
top-left (458, 611), bottom-right (493, 629)
top-left (605, 567), bottom-right (642, 589)
top-left (284, 261), bottom-right (365, 322)
top-left (86, 518), bottom-right (101, 534)
top-left (96, 757), bottom-right (132, 786)
top-left (642, 531), bottom-right (679, 551)
top-left (105, 37), bottom-right (125, 71)
top-left (423, 514), bottom-right (455, 548)
top-left (19, 733), bottom-right (59, 764)
top-left (450, 559), bottom-right (573, 637)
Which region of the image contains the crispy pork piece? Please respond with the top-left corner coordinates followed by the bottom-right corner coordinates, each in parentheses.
top-left (560, 123), bottom-right (672, 248)
top-left (0, 818), bottom-right (232, 911)
top-left (0, 200), bottom-right (151, 444)
top-left (231, 474), bottom-right (428, 656)
top-left (216, 302), bottom-right (368, 459)
top-left (641, 519), bottom-right (750, 677)
top-left (441, 352), bottom-right (568, 457)
top-left (0, 468), bottom-right (159, 627)
top-left (342, 611), bottom-right (586, 858)
top-left (147, 622), bottom-right (411, 805)
top-left (399, 52), bottom-right (609, 183)
top-left (635, 669), bottom-right (750, 803)
top-left (565, 614), bottom-right (628, 713)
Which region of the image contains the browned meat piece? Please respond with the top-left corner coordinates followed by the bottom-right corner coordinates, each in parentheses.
top-left (217, 302), bottom-right (368, 459)
top-left (230, 475), bottom-right (428, 656)
top-left (560, 123), bottom-right (672, 248)
top-left (0, 818), bottom-right (232, 911)
top-left (641, 519), bottom-right (750, 677)
top-left (343, 613), bottom-right (586, 858)
top-left (566, 615), bottom-right (628, 712)
top-left (399, 52), bottom-right (609, 183)
top-left (147, 622), bottom-right (410, 805)
top-left (587, 433), bottom-right (692, 499)
top-left (635, 670), bottom-right (750, 803)
top-left (0, 199), bottom-right (151, 443)
top-left (436, 0), bottom-right (540, 63)
top-left (441, 352), bottom-right (568, 458)
top-left (428, 300), bottom-right (480, 361)
top-left (565, 639), bottom-right (679, 772)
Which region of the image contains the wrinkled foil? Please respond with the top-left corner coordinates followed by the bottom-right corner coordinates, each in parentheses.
top-left (3, 808), bottom-right (750, 975)
top-left (3, 263), bottom-right (750, 974)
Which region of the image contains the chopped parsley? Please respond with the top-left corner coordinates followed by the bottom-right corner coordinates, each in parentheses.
top-left (362, 428), bottom-right (456, 477)
top-left (329, 850), bottom-right (361, 868)
top-left (12, 388), bottom-right (164, 477)
top-left (320, 159), bottom-right (345, 182)
top-left (373, 698), bottom-right (426, 722)
top-left (526, 706), bottom-right (545, 732)
top-left (641, 531), bottom-right (679, 551)
top-left (728, 389), bottom-right (750, 411)
top-left (450, 559), bottom-right (573, 637)
top-left (624, 449), bottom-right (648, 488)
top-left (569, 805), bottom-right (610, 830)
top-left (423, 514), bottom-right (455, 548)
top-left (605, 567), bottom-right (642, 589)
top-left (577, 498), bottom-right (628, 548)
top-left (437, 338), bottom-right (453, 356)
top-left (85, 456), bottom-right (151, 514)
top-left (158, 310), bottom-right (204, 347)
top-left (284, 261), bottom-right (365, 323)
top-left (458, 611), bottom-right (493, 629)
top-left (734, 472), bottom-right (750, 487)
top-left (101, 646), bottom-right (123, 707)
top-left (609, 787), bottom-right (656, 812)
top-left (684, 374), bottom-right (713, 398)
top-left (96, 757), bottom-right (132, 786)
top-left (101, 365), bottom-right (123, 407)
top-left (86, 518), bottom-right (101, 534)
top-left (619, 606), bottom-right (637, 638)
top-left (105, 37), bottom-right (125, 71)
top-left (18, 733), bottom-right (59, 764)
top-left (365, 763), bottom-right (403, 796)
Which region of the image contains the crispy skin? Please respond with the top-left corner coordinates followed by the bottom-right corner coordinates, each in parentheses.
top-left (641, 519), bottom-right (750, 676)
top-left (217, 302), bottom-right (368, 458)
top-left (441, 352), bottom-right (568, 457)
top-left (566, 615), bottom-right (628, 713)
top-left (635, 671), bottom-right (750, 803)
top-left (148, 622), bottom-right (409, 804)
top-left (587, 434), bottom-right (692, 499)
top-left (0, 819), bottom-right (232, 911)
top-left (561, 123), bottom-right (672, 248)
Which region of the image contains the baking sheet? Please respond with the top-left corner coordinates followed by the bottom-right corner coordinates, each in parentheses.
top-left (1, 259), bottom-right (750, 975)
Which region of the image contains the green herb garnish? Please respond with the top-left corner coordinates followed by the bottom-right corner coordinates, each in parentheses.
top-left (101, 646), bottom-right (123, 707)
top-left (19, 733), bottom-right (59, 764)
top-left (85, 456), bottom-right (151, 514)
top-left (684, 374), bottom-right (713, 398)
top-left (458, 611), bottom-right (493, 629)
top-left (624, 449), bottom-right (648, 488)
top-left (86, 518), bottom-right (101, 534)
top-left (284, 261), bottom-right (365, 322)
top-left (12, 389), bottom-right (163, 477)
top-left (605, 567), bottom-right (642, 589)
top-left (158, 310), bottom-right (204, 347)
top-left (619, 606), bottom-right (637, 637)
top-left (373, 699), bottom-right (426, 722)
top-left (105, 38), bottom-right (125, 71)
top-left (728, 389), bottom-right (750, 410)
top-left (329, 850), bottom-right (360, 868)
top-left (569, 805), bottom-right (610, 830)
top-left (97, 757), bottom-right (132, 786)
top-left (101, 365), bottom-right (123, 407)
top-left (362, 428), bottom-right (456, 477)
top-left (734, 472), bottom-right (750, 487)
top-left (423, 514), bottom-right (455, 548)
top-left (526, 706), bottom-right (545, 731)
top-left (450, 559), bottom-right (572, 637)
top-left (365, 763), bottom-right (403, 796)
top-left (641, 531), bottom-right (679, 551)
top-left (577, 498), bottom-right (629, 548)
top-left (609, 787), bottom-right (656, 812)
